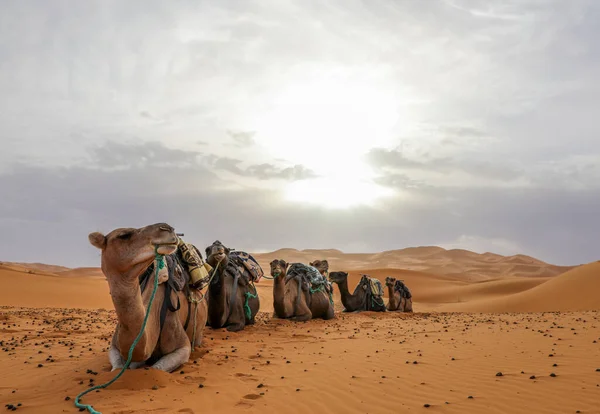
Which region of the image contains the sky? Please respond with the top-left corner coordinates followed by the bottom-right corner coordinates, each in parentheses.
top-left (1, 0), bottom-right (599, 267)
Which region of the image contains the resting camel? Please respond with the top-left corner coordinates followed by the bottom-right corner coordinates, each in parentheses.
top-left (204, 240), bottom-right (260, 332)
top-left (88, 223), bottom-right (207, 372)
top-left (310, 259), bottom-right (329, 277)
top-left (328, 271), bottom-right (387, 312)
top-left (270, 259), bottom-right (335, 321)
top-left (385, 277), bottom-right (413, 312)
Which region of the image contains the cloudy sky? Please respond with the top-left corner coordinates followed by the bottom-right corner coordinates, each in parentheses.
top-left (1, 0), bottom-right (599, 267)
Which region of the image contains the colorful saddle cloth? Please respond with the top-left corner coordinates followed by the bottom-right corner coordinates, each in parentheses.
top-left (353, 275), bottom-right (386, 311)
top-left (285, 263), bottom-right (330, 290)
top-left (355, 275), bottom-right (384, 297)
top-left (229, 251), bottom-right (264, 282)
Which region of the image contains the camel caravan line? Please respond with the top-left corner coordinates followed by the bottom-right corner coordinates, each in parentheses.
top-left (86, 222), bottom-right (414, 371)
top-left (78, 222), bottom-right (413, 411)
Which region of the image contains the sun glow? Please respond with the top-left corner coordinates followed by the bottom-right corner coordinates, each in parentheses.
top-left (251, 78), bottom-right (399, 208)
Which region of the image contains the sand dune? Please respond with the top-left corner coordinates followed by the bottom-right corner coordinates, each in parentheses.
top-left (442, 261), bottom-right (600, 313)
top-left (252, 246), bottom-right (575, 281)
top-left (1, 248), bottom-right (599, 414)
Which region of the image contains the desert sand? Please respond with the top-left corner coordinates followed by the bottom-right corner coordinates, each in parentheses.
top-left (1, 247), bottom-right (599, 413)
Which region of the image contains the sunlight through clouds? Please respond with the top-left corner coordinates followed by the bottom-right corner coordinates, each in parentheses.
top-left (249, 76), bottom-right (401, 207)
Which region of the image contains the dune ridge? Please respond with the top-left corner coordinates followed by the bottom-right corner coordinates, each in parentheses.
top-left (253, 245), bottom-right (575, 281)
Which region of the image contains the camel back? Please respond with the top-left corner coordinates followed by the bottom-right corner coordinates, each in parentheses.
top-left (353, 275), bottom-right (386, 311)
top-left (229, 251), bottom-right (264, 282)
top-left (176, 238), bottom-right (212, 289)
top-left (286, 263), bottom-right (329, 289)
top-left (354, 275), bottom-right (384, 297)
top-left (394, 280), bottom-right (412, 299)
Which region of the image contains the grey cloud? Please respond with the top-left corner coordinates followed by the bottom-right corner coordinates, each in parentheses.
top-left (208, 156), bottom-right (244, 175)
top-left (91, 140), bottom-right (200, 169)
top-left (366, 148), bottom-right (524, 182)
top-left (246, 164), bottom-right (317, 181)
top-left (205, 155), bottom-right (318, 181)
top-left (227, 131), bottom-right (256, 147)
top-left (1, 161), bottom-right (598, 267)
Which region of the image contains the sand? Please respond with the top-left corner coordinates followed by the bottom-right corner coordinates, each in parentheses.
top-left (1, 247), bottom-right (599, 413)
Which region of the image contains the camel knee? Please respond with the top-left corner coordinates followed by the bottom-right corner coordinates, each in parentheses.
top-left (151, 346), bottom-right (191, 372)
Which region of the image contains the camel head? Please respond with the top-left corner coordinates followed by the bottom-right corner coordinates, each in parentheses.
top-left (88, 223), bottom-right (179, 279)
top-left (310, 260), bottom-right (329, 277)
top-left (385, 276), bottom-right (396, 287)
top-left (269, 259), bottom-right (288, 278)
top-left (328, 271), bottom-right (348, 284)
top-left (204, 240), bottom-right (231, 268)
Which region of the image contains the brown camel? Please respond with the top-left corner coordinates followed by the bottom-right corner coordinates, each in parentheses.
top-left (270, 260), bottom-right (335, 321)
top-left (204, 240), bottom-right (260, 332)
top-left (328, 271), bottom-right (387, 312)
top-left (88, 223), bottom-right (208, 372)
top-left (385, 277), bottom-right (413, 312)
top-left (310, 259), bottom-right (329, 277)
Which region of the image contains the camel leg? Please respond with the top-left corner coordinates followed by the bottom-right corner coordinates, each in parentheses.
top-left (128, 361), bottom-right (147, 369)
top-left (226, 300), bottom-right (246, 332)
top-left (109, 343), bottom-right (124, 371)
top-left (293, 296), bottom-right (312, 322)
top-left (109, 332), bottom-right (126, 371)
top-left (323, 303), bottom-right (335, 320)
top-left (150, 346), bottom-right (191, 372)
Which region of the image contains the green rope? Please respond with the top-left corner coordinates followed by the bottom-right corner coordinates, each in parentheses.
top-left (74, 248), bottom-right (166, 414)
top-left (244, 282), bottom-right (258, 320)
top-left (310, 283), bottom-right (334, 305)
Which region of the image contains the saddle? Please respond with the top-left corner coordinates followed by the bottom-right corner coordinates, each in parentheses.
top-left (285, 263), bottom-right (331, 292)
top-left (176, 237), bottom-right (213, 289)
top-left (354, 275), bottom-right (386, 311)
top-left (137, 254), bottom-right (188, 337)
top-left (355, 275), bottom-right (384, 297)
top-left (394, 280), bottom-right (412, 299)
top-left (229, 251), bottom-right (264, 282)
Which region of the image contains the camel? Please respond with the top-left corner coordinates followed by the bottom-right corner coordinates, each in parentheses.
top-left (310, 259), bottom-right (329, 277)
top-left (88, 223), bottom-right (208, 372)
top-left (385, 277), bottom-right (413, 312)
top-left (328, 271), bottom-right (387, 312)
top-left (269, 259), bottom-right (335, 321)
top-left (204, 240), bottom-right (260, 332)
top-left (309, 259), bottom-right (335, 296)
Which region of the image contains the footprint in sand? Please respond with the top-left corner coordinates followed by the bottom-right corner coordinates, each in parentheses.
top-left (243, 394), bottom-right (261, 400)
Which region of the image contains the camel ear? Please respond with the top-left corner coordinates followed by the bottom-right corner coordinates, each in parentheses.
top-left (283, 260), bottom-right (289, 269)
top-left (88, 232), bottom-right (106, 250)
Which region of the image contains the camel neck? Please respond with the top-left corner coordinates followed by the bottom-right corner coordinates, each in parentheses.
top-left (107, 274), bottom-right (149, 334)
top-left (387, 284), bottom-right (397, 310)
top-left (273, 273), bottom-right (293, 318)
top-left (336, 278), bottom-right (354, 309)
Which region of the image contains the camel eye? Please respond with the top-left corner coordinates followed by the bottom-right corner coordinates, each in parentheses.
top-left (117, 232), bottom-right (133, 240)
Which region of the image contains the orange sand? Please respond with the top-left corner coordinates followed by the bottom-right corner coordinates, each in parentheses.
top-left (1, 247), bottom-right (599, 414)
